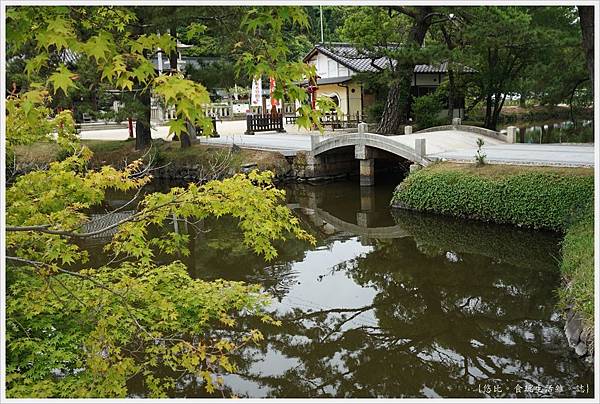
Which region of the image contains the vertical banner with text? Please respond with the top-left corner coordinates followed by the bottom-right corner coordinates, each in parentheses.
top-left (251, 78), bottom-right (262, 107)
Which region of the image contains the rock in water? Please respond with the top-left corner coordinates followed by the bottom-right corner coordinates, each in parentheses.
top-left (446, 251), bottom-right (460, 263)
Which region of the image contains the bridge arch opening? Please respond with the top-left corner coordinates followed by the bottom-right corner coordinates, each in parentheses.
top-left (367, 147), bottom-right (413, 182)
top-left (313, 145), bottom-right (411, 186)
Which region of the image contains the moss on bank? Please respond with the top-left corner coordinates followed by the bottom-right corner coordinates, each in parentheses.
top-left (392, 162), bottom-right (595, 331)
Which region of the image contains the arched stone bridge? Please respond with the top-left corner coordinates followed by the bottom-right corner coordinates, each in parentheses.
top-left (304, 124), bottom-right (511, 185)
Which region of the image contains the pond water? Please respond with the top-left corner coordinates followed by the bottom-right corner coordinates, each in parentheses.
top-left (91, 176), bottom-right (593, 398)
top-left (501, 120), bottom-right (594, 144)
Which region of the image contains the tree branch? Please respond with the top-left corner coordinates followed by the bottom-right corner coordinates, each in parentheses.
top-left (389, 6), bottom-right (417, 19)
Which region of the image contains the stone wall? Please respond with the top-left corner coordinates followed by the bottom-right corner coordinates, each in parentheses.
top-left (564, 307), bottom-right (594, 365)
top-left (294, 149), bottom-right (357, 180)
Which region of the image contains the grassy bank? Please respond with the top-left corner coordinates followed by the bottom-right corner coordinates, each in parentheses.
top-left (392, 162), bottom-right (595, 329)
top-left (12, 139), bottom-right (291, 177)
top-left (560, 206), bottom-right (595, 325)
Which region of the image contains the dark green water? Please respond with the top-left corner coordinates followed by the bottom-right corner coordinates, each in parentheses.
top-left (93, 177), bottom-right (593, 398)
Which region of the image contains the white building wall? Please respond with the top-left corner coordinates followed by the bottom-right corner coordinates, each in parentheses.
top-left (327, 59), bottom-right (338, 77)
top-left (309, 52), bottom-right (361, 79)
top-left (317, 53), bottom-right (331, 78)
top-left (414, 73), bottom-right (445, 86)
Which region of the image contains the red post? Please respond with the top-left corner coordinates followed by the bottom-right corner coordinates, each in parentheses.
top-left (128, 117), bottom-right (133, 138)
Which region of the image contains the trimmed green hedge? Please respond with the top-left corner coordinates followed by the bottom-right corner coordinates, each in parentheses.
top-left (392, 163), bottom-right (594, 232)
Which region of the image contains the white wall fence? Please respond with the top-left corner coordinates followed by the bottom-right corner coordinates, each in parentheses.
top-left (150, 100), bottom-right (297, 123)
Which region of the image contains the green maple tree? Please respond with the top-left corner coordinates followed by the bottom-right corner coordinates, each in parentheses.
top-left (4, 5), bottom-right (328, 398)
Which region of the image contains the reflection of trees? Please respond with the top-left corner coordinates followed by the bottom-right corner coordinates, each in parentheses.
top-left (391, 209), bottom-right (561, 270)
top-left (85, 183), bottom-right (591, 398)
top-left (179, 216), bottom-right (316, 300)
top-left (226, 236), bottom-right (592, 398)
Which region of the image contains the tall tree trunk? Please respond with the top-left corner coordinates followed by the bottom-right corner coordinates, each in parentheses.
top-left (483, 93), bottom-right (493, 129)
top-left (578, 6), bottom-right (594, 91)
top-left (376, 6), bottom-right (434, 135)
top-left (135, 89), bottom-right (152, 150)
top-left (447, 69), bottom-right (455, 120)
top-left (169, 24), bottom-right (179, 75)
top-left (376, 71), bottom-right (412, 134)
top-left (489, 93), bottom-right (506, 131)
top-left (440, 25), bottom-right (456, 121)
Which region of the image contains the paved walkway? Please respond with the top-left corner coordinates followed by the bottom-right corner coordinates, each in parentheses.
top-left (78, 121), bottom-right (320, 141)
top-left (432, 143), bottom-right (595, 167)
top-left (79, 123), bottom-right (594, 167)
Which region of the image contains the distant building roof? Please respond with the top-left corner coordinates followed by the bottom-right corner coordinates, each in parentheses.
top-left (304, 43), bottom-right (476, 74)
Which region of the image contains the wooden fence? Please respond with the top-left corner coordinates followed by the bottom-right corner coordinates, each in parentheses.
top-left (245, 113), bottom-right (285, 135)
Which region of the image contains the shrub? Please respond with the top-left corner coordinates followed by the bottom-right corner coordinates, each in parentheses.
top-left (392, 163), bottom-right (594, 231)
top-left (413, 92), bottom-right (444, 130)
top-left (366, 101), bottom-right (385, 124)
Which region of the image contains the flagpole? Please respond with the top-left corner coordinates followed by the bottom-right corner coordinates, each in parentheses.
top-left (320, 5), bottom-right (324, 43)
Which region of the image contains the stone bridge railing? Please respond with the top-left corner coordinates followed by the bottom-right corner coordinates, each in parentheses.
top-left (413, 120), bottom-right (517, 143)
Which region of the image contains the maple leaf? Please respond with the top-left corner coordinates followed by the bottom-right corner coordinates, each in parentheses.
top-left (34, 18), bottom-right (74, 51)
top-left (100, 64), bottom-right (115, 82)
top-left (130, 35), bottom-right (152, 55)
top-left (185, 23), bottom-right (207, 41)
top-left (83, 32), bottom-right (113, 62)
top-left (175, 98), bottom-right (195, 119)
top-left (116, 74), bottom-right (134, 91)
top-left (24, 54), bottom-right (48, 77)
top-left (156, 34), bottom-right (175, 54)
top-left (168, 119), bottom-right (188, 137)
top-left (48, 65), bottom-right (77, 95)
top-left (131, 59), bottom-right (156, 83)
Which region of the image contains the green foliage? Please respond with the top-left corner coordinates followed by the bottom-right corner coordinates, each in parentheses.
top-left (456, 6), bottom-right (588, 128)
top-left (413, 91), bottom-right (444, 130)
top-left (6, 262), bottom-right (273, 397)
top-left (6, 134), bottom-right (314, 396)
top-left (6, 89), bottom-right (79, 165)
top-left (366, 101), bottom-right (385, 124)
top-left (6, 151), bottom-right (314, 397)
top-left (392, 163), bottom-right (594, 231)
top-left (558, 204), bottom-right (594, 326)
top-left (5, 14), bottom-right (318, 394)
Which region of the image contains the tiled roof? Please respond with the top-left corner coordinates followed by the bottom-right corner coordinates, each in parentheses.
top-left (299, 75), bottom-right (353, 87)
top-left (305, 43), bottom-right (475, 74)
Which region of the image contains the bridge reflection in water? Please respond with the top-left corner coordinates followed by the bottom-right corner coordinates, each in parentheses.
top-left (288, 185), bottom-right (411, 241)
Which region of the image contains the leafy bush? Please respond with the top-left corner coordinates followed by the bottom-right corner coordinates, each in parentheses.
top-left (392, 163), bottom-right (594, 231)
top-left (413, 92), bottom-right (444, 130)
